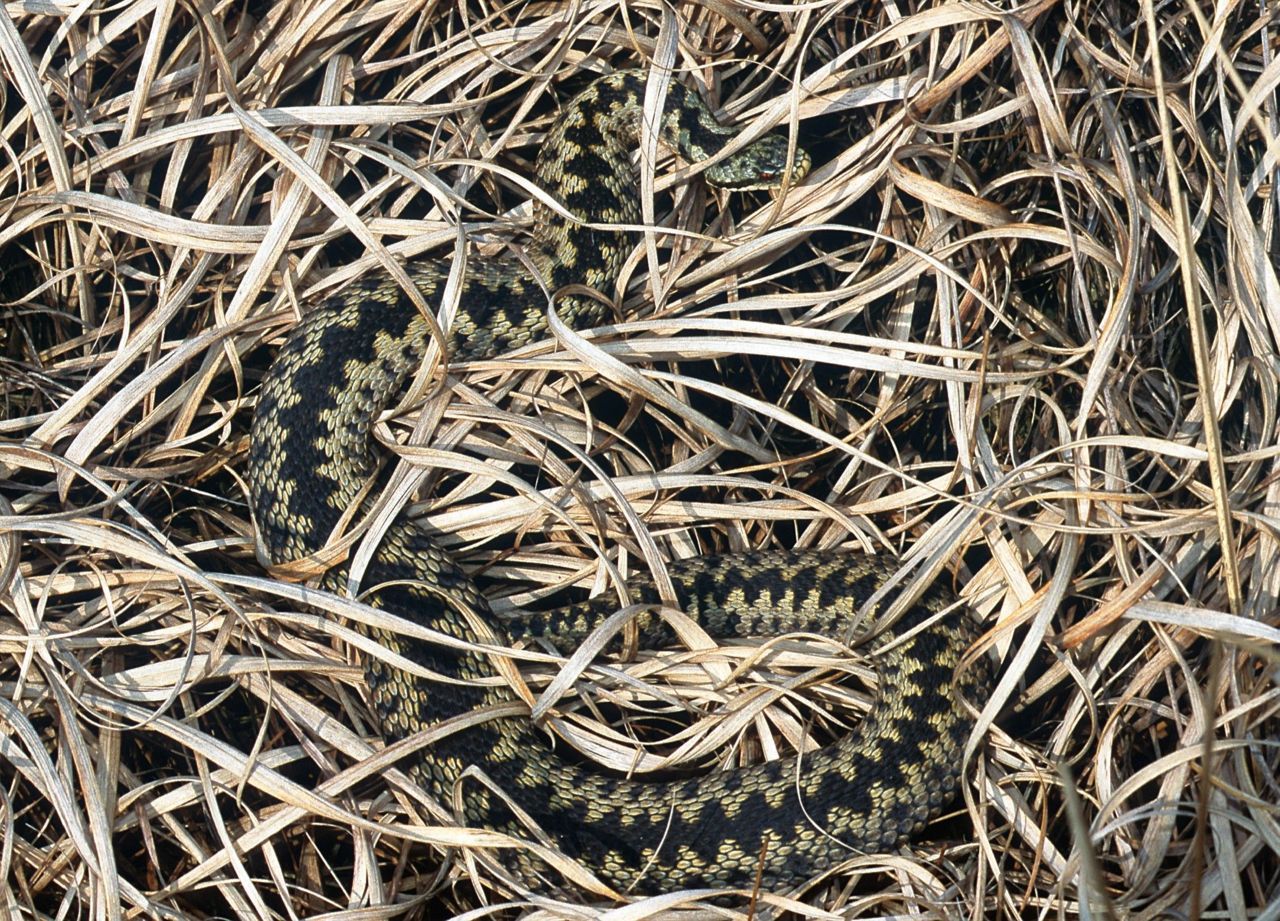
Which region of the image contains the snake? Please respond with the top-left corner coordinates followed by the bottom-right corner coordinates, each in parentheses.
top-left (248, 69), bottom-right (988, 895)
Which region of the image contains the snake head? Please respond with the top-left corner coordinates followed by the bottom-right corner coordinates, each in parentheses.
top-left (704, 134), bottom-right (811, 191)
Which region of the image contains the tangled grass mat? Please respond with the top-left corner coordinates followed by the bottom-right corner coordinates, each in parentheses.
top-left (1, 1), bottom-right (1278, 918)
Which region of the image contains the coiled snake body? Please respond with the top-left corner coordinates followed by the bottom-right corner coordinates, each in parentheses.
top-left (250, 70), bottom-right (987, 894)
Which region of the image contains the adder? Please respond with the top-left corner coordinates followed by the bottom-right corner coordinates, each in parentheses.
top-left (248, 69), bottom-right (988, 895)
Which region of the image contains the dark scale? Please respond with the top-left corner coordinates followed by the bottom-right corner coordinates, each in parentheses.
top-left (248, 69), bottom-right (988, 896)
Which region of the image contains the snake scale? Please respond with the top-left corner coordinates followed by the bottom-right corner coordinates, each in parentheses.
top-left (249, 70), bottom-right (988, 895)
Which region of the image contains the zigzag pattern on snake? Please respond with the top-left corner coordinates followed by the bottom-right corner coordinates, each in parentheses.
top-left (248, 69), bottom-right (988, 895)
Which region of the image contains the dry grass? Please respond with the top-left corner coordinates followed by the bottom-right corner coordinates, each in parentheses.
top-left (2, 0), bottom-right (1278, 918)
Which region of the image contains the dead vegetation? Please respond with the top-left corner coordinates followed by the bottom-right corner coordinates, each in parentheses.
top-left (1, 0), bottom-right (1278, 918)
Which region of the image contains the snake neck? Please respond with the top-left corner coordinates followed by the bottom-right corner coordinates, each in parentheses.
top-left (530, 70), bottom-right (745, 291)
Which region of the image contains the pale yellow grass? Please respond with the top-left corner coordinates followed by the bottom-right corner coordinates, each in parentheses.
top-left (1, 1), bottom-right (1277, 919)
